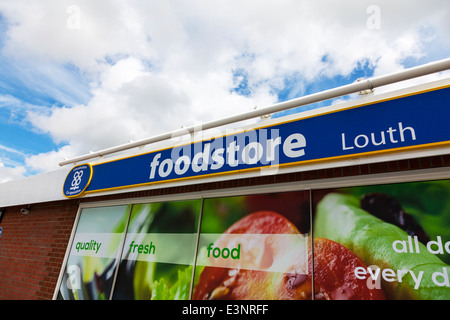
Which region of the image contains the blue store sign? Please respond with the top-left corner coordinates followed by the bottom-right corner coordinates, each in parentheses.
top-left (63, 84), bottom-right (450, 198)
top-left (63, 164), bottom-right (93, 198)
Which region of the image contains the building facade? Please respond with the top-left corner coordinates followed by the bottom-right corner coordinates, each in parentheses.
top-left (0, 79), bottom-right (449, 300)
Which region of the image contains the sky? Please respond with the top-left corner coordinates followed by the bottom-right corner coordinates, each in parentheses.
top-left (0, 0), bottom-right (450, 183)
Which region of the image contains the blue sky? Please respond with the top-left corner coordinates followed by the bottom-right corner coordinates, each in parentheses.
top-left (0, 0), bottom-right (449, 182)
top-left (0, 42), bottom-right (92, 176)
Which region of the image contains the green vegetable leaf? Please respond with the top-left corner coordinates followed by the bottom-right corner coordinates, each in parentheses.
top-left (150, 266), bottom-right (193, 300)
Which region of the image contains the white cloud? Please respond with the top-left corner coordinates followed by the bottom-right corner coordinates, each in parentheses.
top-left (24, 144), bottom-right (82, 173)
top-left (0, 143), bottom-right (26, 157)
top-left (0, 1), bottom-right (154, 69)
top-left (0, 0), bottom-right (449, 175)
top-left (0, 160), bottom-right (26, 183)
top-left (25, 56), bottom-right (271, 171)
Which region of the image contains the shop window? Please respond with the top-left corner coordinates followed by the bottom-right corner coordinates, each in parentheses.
top-left (312, 179), bottom-right (450, 300)
top-left (57, 179), bottom-right (450, 300)
top-left (57, 205), bottom-right (131, 300)
top-left (112, 200), bottom-right (201, 300)
top-left (192, 191), bottom-right (313, 300)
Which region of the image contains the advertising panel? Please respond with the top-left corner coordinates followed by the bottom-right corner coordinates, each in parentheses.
top-left (57, 205), bottom-right (130, 300)
top-left (112, 200), bottom-right (201, 300)
top-left (192, 191), bottom-right (313, 299)
top-left (57, 179), bottom-right (450, 300)
top-left (313, 179), bottom-right (450, 300)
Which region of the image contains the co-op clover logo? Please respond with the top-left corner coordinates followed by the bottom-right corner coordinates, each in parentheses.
top-left (63, 163), bottom-right (93, 198)
top-left (71, 170), bottom-right (84, 189)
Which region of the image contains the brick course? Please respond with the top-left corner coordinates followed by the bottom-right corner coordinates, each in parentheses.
top-left (0, 200), bottom-right (79, 300)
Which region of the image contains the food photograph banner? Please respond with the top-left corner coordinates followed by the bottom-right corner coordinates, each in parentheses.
top-left (111, 200), bottom-right (201, 300)
top-left (192, 191), bottom-right (313, 300)
top-left (63, 85), bottom-right (450, 197)
top-left (313, 179), bottom-right (450, 300)
top-left (58, 205), bottom-right (130, 300)
top-left (58, 179), bottom-right (450, 300)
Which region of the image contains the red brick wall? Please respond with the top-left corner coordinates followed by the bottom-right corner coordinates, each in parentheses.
top-left (0, 155), bottom-right (449, 300)
top-left (0, 200), bottom-right (79, 300)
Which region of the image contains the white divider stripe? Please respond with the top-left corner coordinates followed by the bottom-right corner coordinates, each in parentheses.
top-left (70, 233), bottom-right (125, 258)
top-left (197, 233), bottom-right (309, 273)
top-left (122, 233), bottom-right (198, 265)
top-left (70, 232), bottom-right (310, 273)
